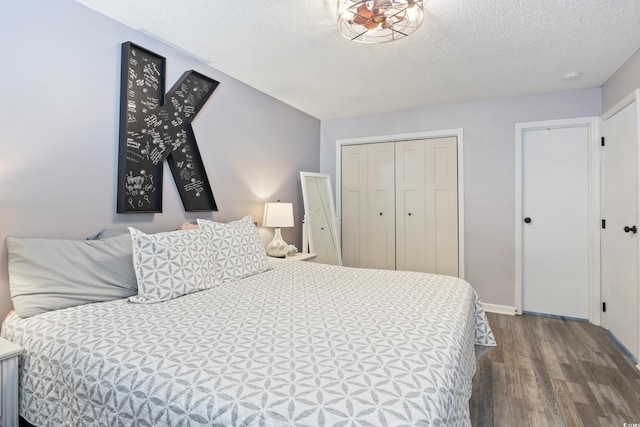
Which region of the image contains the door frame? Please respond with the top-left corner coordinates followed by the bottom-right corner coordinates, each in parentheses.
top-left (514, 117), bottom-right (601, 323)
top-left (336, 128), bottom-right (465, 278)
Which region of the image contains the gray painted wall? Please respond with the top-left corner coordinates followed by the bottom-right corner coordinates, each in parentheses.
top-left (602, 48), bottom-right (640, 112)
top-left (0, 0), bottom-right (320, 317)
top-left (320, 88), bottom-right (601, 307)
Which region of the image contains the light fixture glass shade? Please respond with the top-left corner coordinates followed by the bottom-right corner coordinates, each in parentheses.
top-left (263, 202), bottom-right (294, 257)
top-left (337, 0), bottom-right (424, 43)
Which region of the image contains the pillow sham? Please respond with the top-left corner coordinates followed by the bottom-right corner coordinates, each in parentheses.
top-left (7, 233), bottom-right (137, 318)
top-left (86, 228), bottom-right (130, 240)
top-left (197, 216), bottom-right (272, 282)
top-left (128, 227), bottom-right (220, 304)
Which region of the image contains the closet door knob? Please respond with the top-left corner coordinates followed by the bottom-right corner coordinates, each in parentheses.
top-left (408, 213), bottom-right (412, 216)
top-left (379, 212), bottom-right (383, 216)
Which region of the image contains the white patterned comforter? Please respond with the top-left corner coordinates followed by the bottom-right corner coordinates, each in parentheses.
top-left (2, 261), bottom-right (495, 427)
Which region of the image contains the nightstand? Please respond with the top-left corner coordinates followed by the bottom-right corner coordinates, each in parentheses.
top-left (0, 337), bottom-right (22, 427)
top-left (284, 253), bottom-right (317, 261)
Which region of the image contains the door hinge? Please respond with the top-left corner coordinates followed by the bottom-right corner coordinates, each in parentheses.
top-left (601, 136), bottom-right (605, 147)
top-left (602, 219), bottom-right (606, 229)
top-left (602, 302), bottom-right (606, 312)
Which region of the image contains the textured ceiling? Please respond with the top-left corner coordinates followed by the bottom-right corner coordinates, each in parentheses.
top-left (74, 0), bottom-right (640, 120)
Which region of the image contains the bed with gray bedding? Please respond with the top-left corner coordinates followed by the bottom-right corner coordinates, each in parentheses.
top-left (2, 259), bottom-right (495, 426)
top-left (3, 219), bottom-right (495, 426)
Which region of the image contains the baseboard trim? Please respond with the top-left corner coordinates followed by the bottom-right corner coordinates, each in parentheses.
top-left (604, 328), bottom-right (639, 365)
top-left (482, 303), bottom-right (516, 315)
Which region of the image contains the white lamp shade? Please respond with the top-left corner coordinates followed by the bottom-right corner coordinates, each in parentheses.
top-left (263, 202), bottom-right (294, 228)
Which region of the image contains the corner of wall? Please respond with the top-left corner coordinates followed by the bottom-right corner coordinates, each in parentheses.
top-left (602, 48), bottom-right (640, 113)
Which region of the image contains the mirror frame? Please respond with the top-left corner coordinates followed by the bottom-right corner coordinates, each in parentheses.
top-left (300, 172), bottom-right (343, 265)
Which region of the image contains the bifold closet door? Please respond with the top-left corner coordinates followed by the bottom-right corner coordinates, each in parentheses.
top-left (341, 143), bottom-right (395, 269)
top-left (395, 138), bottom-right (458, 275)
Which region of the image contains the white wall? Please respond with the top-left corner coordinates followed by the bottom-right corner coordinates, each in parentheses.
top-left (602, 48), bottom-right (640, 112)
top-left (320, 88), bottom-right (601, 307)
top-left (0, 0), bottom-right (320, 317)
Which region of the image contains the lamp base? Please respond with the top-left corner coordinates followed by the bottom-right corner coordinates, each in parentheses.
top-left (266, 228), bottom-right (288, 258)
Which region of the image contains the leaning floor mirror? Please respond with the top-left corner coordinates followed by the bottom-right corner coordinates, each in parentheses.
top-left (300, 172), bottom-right (343, 265)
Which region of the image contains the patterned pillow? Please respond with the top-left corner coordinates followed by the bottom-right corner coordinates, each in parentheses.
top-left (128, 227), bottom-right (220, 304)
top-left (197, 216), bottom-right (272, 282)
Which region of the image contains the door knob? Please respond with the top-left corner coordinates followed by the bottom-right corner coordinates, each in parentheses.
top-left (624, 225), bottom-right (637, 234)
top-left (524, 217), bottom-right (532, 224)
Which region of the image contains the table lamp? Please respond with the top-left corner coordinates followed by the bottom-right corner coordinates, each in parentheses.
top-left (263, 202), bottom-right (294, 257)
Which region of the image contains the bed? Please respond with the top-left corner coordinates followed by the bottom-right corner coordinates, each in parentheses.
top-left (2, 219), bottom-right (495, 426)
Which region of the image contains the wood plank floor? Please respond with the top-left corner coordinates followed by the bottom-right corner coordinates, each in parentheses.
top-left (470, 313), bottom-right (640, 427)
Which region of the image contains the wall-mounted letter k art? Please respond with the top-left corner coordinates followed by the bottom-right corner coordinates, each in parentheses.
top-left (117, 41), bottom-right (220, 213)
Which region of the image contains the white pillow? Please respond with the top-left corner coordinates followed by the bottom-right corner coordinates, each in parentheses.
top-left (197, 216), bottom-right (272, 282)
top-left (128, 227), bottom-right (219, 304)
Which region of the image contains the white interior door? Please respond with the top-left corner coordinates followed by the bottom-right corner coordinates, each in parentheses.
top-left (522, 126), bottom-right (590, 318)
top-left (601, 97), bottom-right (639, 360)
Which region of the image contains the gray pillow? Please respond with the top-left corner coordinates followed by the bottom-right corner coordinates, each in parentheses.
top-left (86, 228), bottom-right (130, 240)
top-left (7, 234), bottom-right (137, 318)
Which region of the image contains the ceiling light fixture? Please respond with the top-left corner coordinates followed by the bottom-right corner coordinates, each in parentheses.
top-left (337, 0), bottom-right (424, 44)
top-left (562, 71), bottom-right (582, 81)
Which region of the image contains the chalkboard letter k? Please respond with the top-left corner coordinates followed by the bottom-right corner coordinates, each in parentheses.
top-left (117, 42), bottom-right (220, 213)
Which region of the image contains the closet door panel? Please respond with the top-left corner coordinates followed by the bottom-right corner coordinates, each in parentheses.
top-left (343, 191), bottom-right (364, 266)
top-left (341, 142), bottom-right (395, 269)
top-left (341, 145), bottom-right (368, 267)
top-left (368, 143), bottom-right (395, 269)
top-left (426, 138), bottom-right (458, 276)
top-left (396, 140), bottom-right (427, 272)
